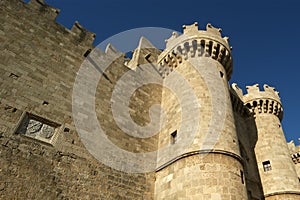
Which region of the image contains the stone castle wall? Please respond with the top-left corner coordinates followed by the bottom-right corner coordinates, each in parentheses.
top-left (0, 0), bottom-right (157, 199)
top-left (233, 84), bottom-right (300, 199)
top-left (1, 0), bottom-right (300, 199)
top-left (289, 140), bottom-right (300, 180)
top-left (154, 23), bottom-right (248, 199)
top-left (231, 100), bottom-right (265, 199)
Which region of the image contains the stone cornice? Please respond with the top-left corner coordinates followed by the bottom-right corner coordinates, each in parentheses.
top-left (157, 23), bottom-right (233, 80)
top-left (292, 151), bottom-right (300, 164)
top-left (264, 191), bottom-right (300, 198)
top-left (156, 149), bottom-right (243, 172)
top-left (244, 98), bottom-right (283, 121)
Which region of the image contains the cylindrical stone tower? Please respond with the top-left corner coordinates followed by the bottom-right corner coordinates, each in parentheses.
top-left (154, 23), bottom-right (247, 199)
top-left (244, 84), bottom-right (300, 199)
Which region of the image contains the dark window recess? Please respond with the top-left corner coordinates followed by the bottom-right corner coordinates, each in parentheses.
top-left (145, 53), bottom-right (151, 60)
top-left (240, 170), bottom-right (244, 184)
top-left (263, 160), bottom-right (272, 172)
top-left (171, 130), bottom-right (177, 144)
top-left (84, 49), bottom-right (92, 57)
top-left (220, 71), bottom-right (224, 78)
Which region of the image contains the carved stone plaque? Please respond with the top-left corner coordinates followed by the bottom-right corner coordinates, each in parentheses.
top-left (17, 114), bottom-right (58, 143)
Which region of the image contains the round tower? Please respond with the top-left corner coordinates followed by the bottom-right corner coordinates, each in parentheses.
top-left (244, 84), bottom-right (300, 199)
top-left (154, 23), bottom-right (247, 199)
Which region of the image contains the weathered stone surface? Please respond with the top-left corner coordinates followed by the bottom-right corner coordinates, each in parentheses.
top-left (1, 1), bottom-right (299, 199)
top-left (0, 0), bottom-right (154, 199)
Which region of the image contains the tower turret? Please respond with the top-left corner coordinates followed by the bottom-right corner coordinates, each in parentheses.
top-left (243, 84), bottom-right (300, 199)
top-left (154, 23), bottom-right (247, 199)
top-left (158, 22), bottom-right (233, 80)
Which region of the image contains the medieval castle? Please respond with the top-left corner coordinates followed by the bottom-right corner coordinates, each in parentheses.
top-left (1, 0), bottom-right (300, 199)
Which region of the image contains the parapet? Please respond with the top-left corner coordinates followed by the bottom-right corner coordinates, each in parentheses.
top-left (230, 83), bottom-right (251, 117)
top-left (232, 83), bottom-right (283, 120)
top-left (126, 36), bottom-right (160, 69)
top-left (27, 0), bottom-right (96, 46)
top-left (71, 21), bottom-right (96, 45)
top-left (158, 22), bottom-right (233, 79)
top-left (243, 84), bottom-right (281, 103)
top-left (288, 139), bottom-right (300, 164)
top-left (28, 0), bottom-right (60, 20)
top-left (288, 139), bottom-right (300, 154)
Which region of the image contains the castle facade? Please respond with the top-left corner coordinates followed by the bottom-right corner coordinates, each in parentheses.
top-left (1, 0), bottom-right (300, 199)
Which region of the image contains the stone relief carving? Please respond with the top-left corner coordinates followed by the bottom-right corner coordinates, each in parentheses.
top-left (18, 115), bottom-right (57, 142)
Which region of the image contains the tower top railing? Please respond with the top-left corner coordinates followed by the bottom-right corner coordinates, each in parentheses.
top-left (158, 22), bottom-right (233, 79)
top-left (232, 83), bottom-right (283, 120)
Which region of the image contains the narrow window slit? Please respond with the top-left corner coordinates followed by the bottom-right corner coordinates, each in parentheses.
top-left (145, 53), bottom-right (151, 60)
top-left (84, 49), bottom-right (92, 57)
top-left (220, 71), bottom-right (224, 78)
top-left (171, 130), bottom-right (177, 144)
top-left (240, 170), bottom-right (244, 184)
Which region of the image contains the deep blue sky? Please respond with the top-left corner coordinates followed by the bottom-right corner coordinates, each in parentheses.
top-left (26, 0), bottom-right (300, 144)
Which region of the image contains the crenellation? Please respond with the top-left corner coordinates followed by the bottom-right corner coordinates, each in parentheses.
top-left (104, 43), bottom-right (123, 57)
top-left (246, 84), bottom-right (260, 93)
top-left (126, 36), bottom-right (161, 69)
top-left (230, 84), bottom-right (251, 118)
top-left (206, 23), bottom-right (222, 36)
top-left (164, 32), bottom-right (179, 45)
top-left (28, 0), bottom-right (60, 20)
top-left (1, 1), bottom-right (300, 199)
top-left (158, 23), bottom-right (233, 79)
top-left (155, 22), bottom-right (247, 199)
top-left (288, 139), bottom-right (300, 158)
top-left (231, 83), bottom-right (244, 99)
top-left (241, 83), bottom-right (300, 198)
top-left (22, 0), bottom-right (96, 47)
top-left (243, 84), bottom-right (283, 120)
top-left (71, 21), bottom-right (96, 45)
top-left (244, 84), bottom-right (281, 103)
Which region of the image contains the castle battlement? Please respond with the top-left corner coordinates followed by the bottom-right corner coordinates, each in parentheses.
top-left (232, 83), bottom-right (283, 120)
top-left (25, 0), bottom-right (96, 46)
top-left (288, 139), bottom-right (300, 164)
top-left (28, 0), bottom-right (60, 20)
top-left (243, 84), bottom-right (281, 103)
top-left (158, 22), bottom-right (233, 79)
top-left (1, 1), bottom-right (300, 199)
top-left (126, 36), bottom-right (161, 69)
top-left (71, 21), bottom-right (96, 45)
top-left (230, 83), bottom-right (251, 117)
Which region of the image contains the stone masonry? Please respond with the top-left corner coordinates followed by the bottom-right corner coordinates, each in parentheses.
top-left (1, 0), bottom-right (300, 199)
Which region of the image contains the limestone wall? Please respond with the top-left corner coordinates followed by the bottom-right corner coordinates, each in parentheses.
top-left (2, 1), bottom-right (299, 199)
top-left (233, 110), bottom-right (264, 200)
top-left (250, 110), bottom-right (300, 197)
top-left (0, 0), bottom-right (158, 199)
top-left (154, 23), bottom-right (247, 199)
top-left (233, 83), bottom-right (300, 199)
top-left (155, 154), bottom-right (245, 199)
top-left (288, 140), bottom-right (300, 180)
top-left (296, 162), bottom-right (300, 185)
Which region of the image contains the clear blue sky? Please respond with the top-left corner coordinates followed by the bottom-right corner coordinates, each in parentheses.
top-left (26, 0), bottom-right (300, 144)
